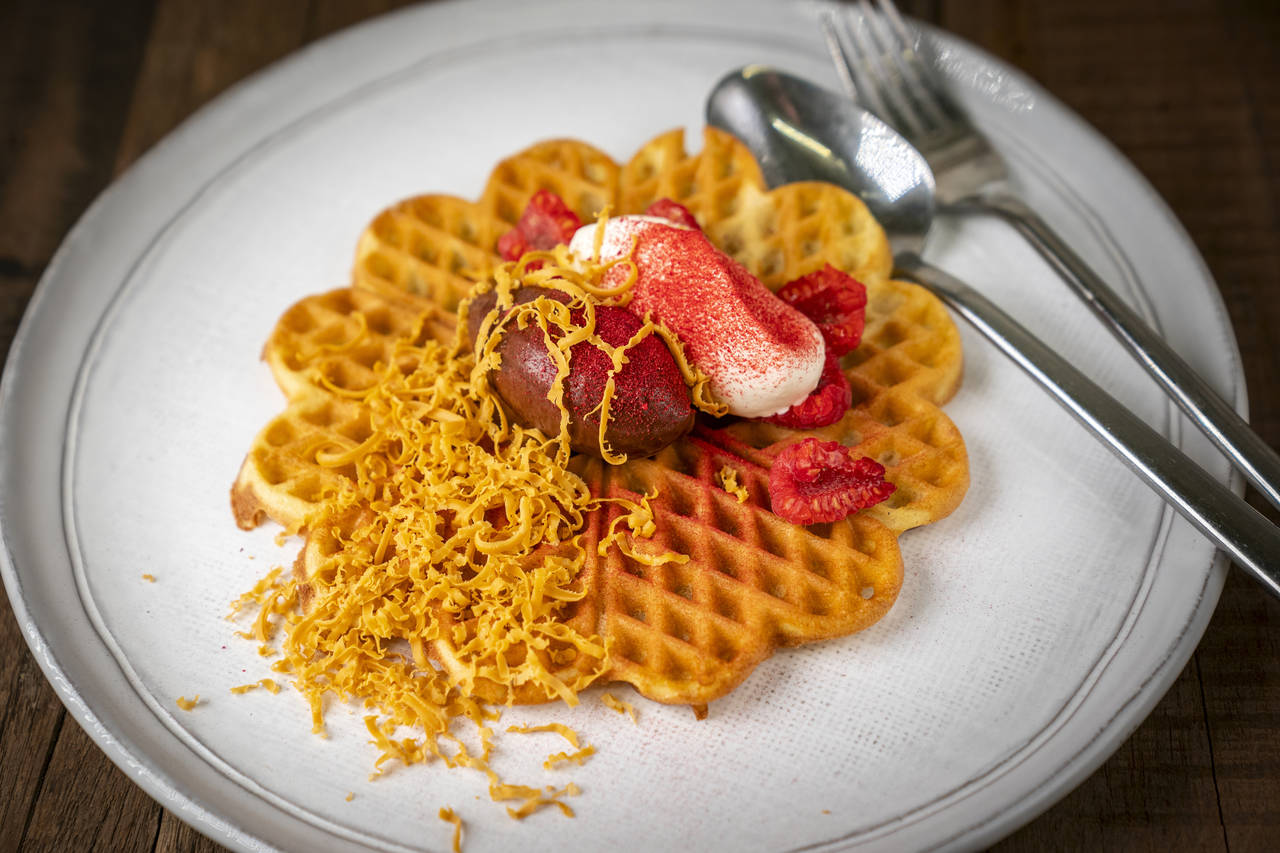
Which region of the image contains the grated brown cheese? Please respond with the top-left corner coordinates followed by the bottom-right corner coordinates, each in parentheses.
top-left (600, 692), bottom-right (638, 723)
top-left (507, 722), bottom-right (580, 748)
top-left (717, 466), bottom-right (750, 503)
top-left (438, 807), bottom-right (463, 852)
top-left (234, 248), bottom-right (734, 820)
top-left (229, 678), bottom-right (280, 695)
top-left (543, 744), bottom-right (596, 769)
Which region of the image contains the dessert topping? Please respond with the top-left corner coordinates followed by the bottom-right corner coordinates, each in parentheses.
top-left (498, 189), bottom-right (583, 261)
top-left (777, 264), bottom-right (868, 356)
top-left (644, 197), bottom-right (701, 230)
top-left (570, 216), bottom-right (825, 419)
top-left (768, 438), bottom-right (895, 524)
top-left (765, 349), bottom-right (852, 429)
top-left (566, 214), bottom-right (687, 264)
top-left (468, 281), bottom-right (695, 461)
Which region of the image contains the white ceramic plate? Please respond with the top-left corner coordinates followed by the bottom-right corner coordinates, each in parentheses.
top-left (0, 1), bottom-right (1242, 850)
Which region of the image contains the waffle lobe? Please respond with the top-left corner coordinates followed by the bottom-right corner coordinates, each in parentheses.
top-left (230, 127), bottom-right (969, 708)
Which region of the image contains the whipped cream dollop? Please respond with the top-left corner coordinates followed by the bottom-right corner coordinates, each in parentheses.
top-left (567, 214), bottom-right (682, 261)
top-left (570, 215), bottom-right (824, 418)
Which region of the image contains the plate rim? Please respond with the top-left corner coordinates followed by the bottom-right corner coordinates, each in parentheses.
top-left (0, 1), bottom-right (1240, 850)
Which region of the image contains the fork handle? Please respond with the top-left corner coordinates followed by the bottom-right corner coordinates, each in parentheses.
top-left (894, 251), bottom-right (1280, 595)
top-left (961, 191), bottom-right (1280, 514)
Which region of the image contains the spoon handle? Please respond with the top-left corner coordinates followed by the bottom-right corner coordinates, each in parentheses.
top-left (958, 191), bottom-right (1280, 514)
top-left (894, 251), bottom-right (1280, 595)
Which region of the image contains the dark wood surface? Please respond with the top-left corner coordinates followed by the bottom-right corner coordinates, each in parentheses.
top-left (2, 0), bottom-right (1277, 850)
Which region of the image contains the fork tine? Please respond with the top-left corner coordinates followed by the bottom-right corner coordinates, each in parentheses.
top-left (827, 2), bottom-right (932, 141)
top-left (855, 0), bottom-right (936, 139)
top-left (819, 10), bottom-right (897, 132)
top-left (874, 0), bottom-right (969, 127)
top-left (858, 0), bottom-right (950, 136)
top-left (819, 12), bottom-right (860, 100)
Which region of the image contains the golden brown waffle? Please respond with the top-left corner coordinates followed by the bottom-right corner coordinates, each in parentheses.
top-left (232, 392), bottom-right (367, 532)
top-left (568, 433), bottom-right (902, 704)
top-left (231, 287), bottom-right (447, 531)
top-left (354, 139), bottom-right (620, 310)
top-left (232, 127), bottom-right (969, 708)
top-left (617, 128), bottom-right (966, 535)
top-left (716, 280), bottom-right (968, 534)
top-left (618, 128), bottom-right (895, 290)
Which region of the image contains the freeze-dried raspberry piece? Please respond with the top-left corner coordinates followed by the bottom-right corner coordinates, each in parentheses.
top-left (496, 229), bottom-right (531, 261)
top-left (764, 350), bottom-right (851, 429)
top-left (769, 438), bottom-right (895, 524)
top-left (497, 189), bottom-right (583, 261)
top-left (644, 197), bottom-right (701, 230)
top-left (777, 264), bottom-right (868, 356)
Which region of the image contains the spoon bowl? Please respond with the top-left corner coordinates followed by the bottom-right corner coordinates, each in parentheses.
top-left (706, 65), bottom-right (934, 253)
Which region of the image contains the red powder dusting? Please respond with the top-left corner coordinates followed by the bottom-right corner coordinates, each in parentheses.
top-left (480, 286), bottom-right (693, 456)
top-left (765, 349), bottom-right (852, 429)
top-left (622, 226), bottom-right (823, 408)
top-left (565, 305), bottom-right (692, 446)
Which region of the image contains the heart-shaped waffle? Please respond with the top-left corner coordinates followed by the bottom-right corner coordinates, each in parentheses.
top-left (232, 127), bottom-right (968, 709)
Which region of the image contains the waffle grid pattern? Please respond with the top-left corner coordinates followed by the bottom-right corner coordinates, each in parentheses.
top-left (617, 128), bottom-right (895, 289)
top-left (355, 139), bottom-right (620, 310)
top-left (574, 437), bottom-right (901, 703)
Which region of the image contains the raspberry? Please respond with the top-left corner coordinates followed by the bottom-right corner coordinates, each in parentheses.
top-left (764, 350), bottom-right (851, 429)
top-left (777, 264), bottom-right (868, 356)
top-left (496, 229), bottom-right (531, 261)
top-left (498, 189), bottom-right (583, 261)
top-left (644, 198), bottom-right (701, 230)
top-left (768, 438), bottom-right (895, 524)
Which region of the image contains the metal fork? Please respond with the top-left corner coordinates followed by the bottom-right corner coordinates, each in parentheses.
top-left (822, 0), bottom-right (1280, 514)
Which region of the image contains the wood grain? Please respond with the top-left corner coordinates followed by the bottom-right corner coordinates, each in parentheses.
top-left (0, 0), bottom-right (156, 850)
top-left (111, 0), bottom-right (313, 173)
top-left (0, 1), bottom-right (1277, 850)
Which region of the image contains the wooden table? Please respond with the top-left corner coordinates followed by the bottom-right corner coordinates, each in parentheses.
top-left (2, 1), bottom-right (1277, 849)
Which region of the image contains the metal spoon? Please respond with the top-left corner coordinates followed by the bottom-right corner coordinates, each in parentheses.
top-left (706, 65), bottom-right (1280, 594)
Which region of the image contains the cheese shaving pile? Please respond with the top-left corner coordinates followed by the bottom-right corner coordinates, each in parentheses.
top-left (235, 246), bottom-right (717, 822)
